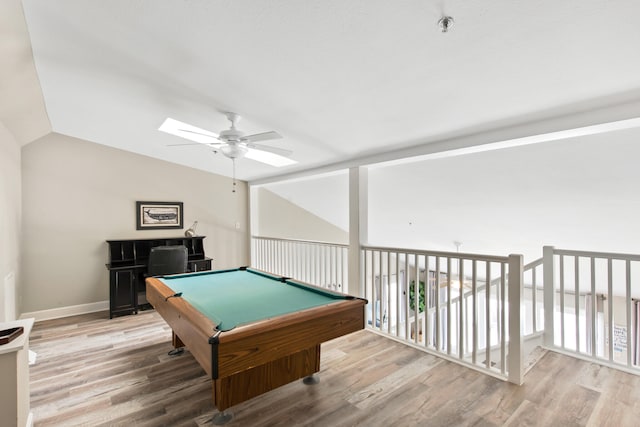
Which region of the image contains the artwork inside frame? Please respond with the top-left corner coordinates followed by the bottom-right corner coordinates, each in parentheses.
top-left (136, 201), bottom-right (183, 230)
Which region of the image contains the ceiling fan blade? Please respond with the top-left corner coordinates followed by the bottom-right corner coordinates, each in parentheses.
top-left (178, 128), bottom-right (220, 139)
top-left (166, 142), bottom-right (201, 146)
top-left (242, 131), bottom-right (282, 143)
top-left (247, 143), bottom-right (292, 157)
top-left (166, 142), bottom-right (224, 147)
top-left (158, 118), bottom-right (221, 145)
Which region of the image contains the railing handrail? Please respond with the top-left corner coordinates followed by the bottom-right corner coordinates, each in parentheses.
top-left (553, 247), bottom-right (640, 261)
top-left (252, 235), bottom-right (349, 248)
top-left (524, 257), bottom-right (543, 270)
top-left (361, 244), bottom-right (510, 263)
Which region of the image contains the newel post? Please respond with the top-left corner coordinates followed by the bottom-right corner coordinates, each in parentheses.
top-left (507, 254), bottom-right (524, 385)
top-left (348, 167), bottom-right (368, 298)
top-left (543, 246), bottom-right (556, 349)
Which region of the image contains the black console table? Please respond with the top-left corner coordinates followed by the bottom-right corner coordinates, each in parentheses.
top-left (106, 236), bottom-right (212, 318)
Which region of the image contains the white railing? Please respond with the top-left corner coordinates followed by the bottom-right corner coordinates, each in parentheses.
top-left (251, 237), bottom-right (640, 380)
top-left (361, 245), bottom-right (523, 383)
top-left (252, 236), bottom-right (349, 293)
top-left (251, 236), bottom-right (525, 383)
top-left (543, 246), bottom-right (640, 373)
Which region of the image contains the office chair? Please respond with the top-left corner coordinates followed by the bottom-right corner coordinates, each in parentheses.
top-left (147, 245), bottom-right (188, 276)
top-left (147, 245), bottom-right (188, 356)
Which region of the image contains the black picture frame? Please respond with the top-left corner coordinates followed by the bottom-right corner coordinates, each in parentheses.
top-left (136, 201), bottom-right (183, 230)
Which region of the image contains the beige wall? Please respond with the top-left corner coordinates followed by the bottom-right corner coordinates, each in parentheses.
top-left (0, 122), bottom-right (22, 321)
top-left (21, 133), bottom-right (249, 314)
top-left (256, 188), bottom-right (347, 244)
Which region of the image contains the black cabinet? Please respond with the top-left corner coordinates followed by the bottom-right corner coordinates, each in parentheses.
top-left (106, 236), bottom-right (212, 318)
top-left (108, 267), bottom-right (138, 317)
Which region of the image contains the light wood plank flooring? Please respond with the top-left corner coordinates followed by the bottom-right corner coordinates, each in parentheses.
top-left (29, 310), bottom-right (640, 426)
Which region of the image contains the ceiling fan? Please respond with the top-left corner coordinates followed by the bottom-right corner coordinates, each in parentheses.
top-left (159, 113), bottom-right (295, 167)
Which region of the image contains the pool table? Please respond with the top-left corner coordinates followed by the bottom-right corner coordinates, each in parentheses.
top-left (146, 267), bottom-right (366, 412)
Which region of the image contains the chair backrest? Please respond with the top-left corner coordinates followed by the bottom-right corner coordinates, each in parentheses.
top-left (148, 245), bottom-right (188, 276)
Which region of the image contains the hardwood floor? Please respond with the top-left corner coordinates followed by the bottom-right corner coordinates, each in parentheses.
top-left (29, 310), bottom-right (640, 426)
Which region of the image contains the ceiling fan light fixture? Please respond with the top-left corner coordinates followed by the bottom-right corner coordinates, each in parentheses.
top-left (221, 143), bottom-right (249, 159)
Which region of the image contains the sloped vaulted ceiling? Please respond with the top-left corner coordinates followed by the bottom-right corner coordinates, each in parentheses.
top-left (0, 0), bottom-right (50, 144)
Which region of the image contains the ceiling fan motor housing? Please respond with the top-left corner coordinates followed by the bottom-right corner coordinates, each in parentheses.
top-left (219, 128), bottom-right (244, 142)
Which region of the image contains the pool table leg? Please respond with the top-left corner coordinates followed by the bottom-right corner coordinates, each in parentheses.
top-left (168, 331), bottom-right (185, 356)
top-left (303, 374), bottom-right (319, 385)
top-left (172, 331), bottom-right (184, 348)
top-left (212, 410), bottom-right (233, 425)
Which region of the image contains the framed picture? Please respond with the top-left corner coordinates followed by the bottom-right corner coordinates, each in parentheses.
top-left (136, 201), bottom-right (183, 230)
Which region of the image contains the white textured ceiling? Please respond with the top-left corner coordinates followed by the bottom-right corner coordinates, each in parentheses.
top-left (20, 0), bottom-right (640, 182)
top-left (14, 0), bottom-right (640, 263)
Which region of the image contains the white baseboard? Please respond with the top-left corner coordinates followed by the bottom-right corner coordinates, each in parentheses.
top-left (20, 300), bottom-right (109, 322)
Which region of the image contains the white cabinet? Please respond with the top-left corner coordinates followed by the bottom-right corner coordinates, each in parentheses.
top-left (0, 318), bottom-right (34, 427)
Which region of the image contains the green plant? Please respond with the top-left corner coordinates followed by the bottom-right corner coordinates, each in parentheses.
top-left (409, 280), bottom-right (425, 313)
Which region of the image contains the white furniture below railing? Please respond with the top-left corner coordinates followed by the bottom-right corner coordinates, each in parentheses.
top-left (0, 318), bottom-right (34, 427)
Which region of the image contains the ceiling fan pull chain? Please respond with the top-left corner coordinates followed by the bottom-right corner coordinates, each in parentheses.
top-left (232, 158), bottom-right (237, 193)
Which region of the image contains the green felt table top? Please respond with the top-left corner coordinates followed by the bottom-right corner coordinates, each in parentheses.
top-left (159, 268), bottom-right (348, 331)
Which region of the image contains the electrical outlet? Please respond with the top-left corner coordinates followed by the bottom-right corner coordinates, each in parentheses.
top-left (235, 222), bottom-right (240, 229)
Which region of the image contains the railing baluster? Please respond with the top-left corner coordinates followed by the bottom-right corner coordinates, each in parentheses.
top-left (447, 256), bottom-right (452, 355)
top-left (425, 255), bottom-right (431, 348)
top-left (459, 257), bottom-right (464, 359)
top-left (435, 257), bottom-right (441, 351)
top-left (404, 253), bottom-right (410, 340)
top-left (500, 262), bottom-right (506, 376)
top-left (414, 253), bottom-right (419, 344)
top-left (378, 250), bottom-right (383, 331)
top-left (395, 251), bottom-right (400, 336)
top-left (485, 262), bottom-right (491, 370)
top-left (575, 255), bottom-right (580, 353)
top-left (387, 252), bottom-right (392, 334)
top-left (560, 255), bottom-right (565, 349)
top-left (472, 260), bottom-right (477, 365)
top-left (626, 259), bottom-right (632, 368)
top-left (590, 257), bottom-right (596, 357)
top-left (532, 265), bottom-right (537, 333)
top-left (608, 258), bottom-right (613, 363)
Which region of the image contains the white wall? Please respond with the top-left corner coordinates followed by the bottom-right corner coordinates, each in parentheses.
top-left (367, 129), bottom-right (640, 261)
top-left (0, 122), bottom-right (22, 321)
top-left (256, 187), bottom-right (348, 244)
top-left (21, 133), bottom-right (249, 314)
